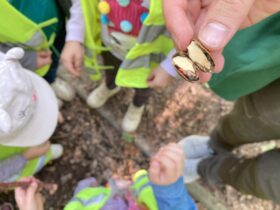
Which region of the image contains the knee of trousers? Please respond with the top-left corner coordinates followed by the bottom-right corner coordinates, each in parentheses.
top-left (255, 149), bottom-right (280, 204)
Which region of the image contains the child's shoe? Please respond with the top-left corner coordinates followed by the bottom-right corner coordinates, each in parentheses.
top-left (183, 158), bottom-right (203, 183)
top-left (87, 82), bottom-right (120, 108)
top-left (122, 103), bottom-right (144, 133)
top-left (51, 78), bottom-right (75, 102)
top-left (57, 98), bottom-right (63, 109)
top-left (179, 135), bottom-right (214, 183)
top-left (50, 144), bottom-right (64, 160)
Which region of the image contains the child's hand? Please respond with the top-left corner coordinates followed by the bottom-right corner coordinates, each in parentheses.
top-left (22, 141), bottom-right (50, 160)
top-left (15, 177), bottom-right (44, 210)
top-left (36, 51), bottom-right (52, 69)
top-left (147, 66), bottom-right (174, 89)
top-left (61, 41), bottom-right (84, 76)
top-left (149, 143), bottom-right (185, 186)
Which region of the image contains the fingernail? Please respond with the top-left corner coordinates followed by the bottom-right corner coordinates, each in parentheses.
top-left (199, 22), bottom-right (230, 48)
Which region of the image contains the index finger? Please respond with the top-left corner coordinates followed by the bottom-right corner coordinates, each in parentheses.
top-left (163, 0), bottom-right (194, 50)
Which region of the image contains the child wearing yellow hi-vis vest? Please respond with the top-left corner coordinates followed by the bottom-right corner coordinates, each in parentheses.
top-left (61, 0), bottom-right (176, 133)
top-left (0, 0), bottom-right (78, 104)
top-left (0, 48), bottom-right (63, 182)
top-left (15, 143), bottom-right (197, 210)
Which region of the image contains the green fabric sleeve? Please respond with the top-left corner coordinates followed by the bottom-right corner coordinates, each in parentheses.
top-left (209, 12), bottom-right (280, 101)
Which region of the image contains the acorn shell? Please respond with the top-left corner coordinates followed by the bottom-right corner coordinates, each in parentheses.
top-left (187, 40), bottom-right (215, 73)
top-left (172, 52), bottom-right (200, 82)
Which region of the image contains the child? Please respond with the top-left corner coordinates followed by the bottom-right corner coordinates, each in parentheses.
top-left (61, 0), bottom-right (175, 133)
top-left (15, 143), bottom-right (197, 210)
top-left (0, 48), bottom-right (63, 182)
top-left (0, 0), bottom-right (76, 103)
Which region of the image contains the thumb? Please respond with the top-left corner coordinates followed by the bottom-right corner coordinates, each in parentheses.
top-left (26, 181), bottom-right (39, 199)
top-left (198, 0), bottom-right (255, 50)
top-left (15, 187), bottom-right (25, 205)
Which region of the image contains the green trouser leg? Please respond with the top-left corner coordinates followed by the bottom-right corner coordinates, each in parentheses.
top-left (199, 79), bottom-right (280, 204)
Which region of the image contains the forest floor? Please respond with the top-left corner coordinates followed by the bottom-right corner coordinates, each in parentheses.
top-left (1, 77), bottom-right (280, 210)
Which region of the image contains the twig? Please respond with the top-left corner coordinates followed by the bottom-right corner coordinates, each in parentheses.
top-left (0, 181), bottom-right (58, 194)
top-left (187, 182), bottom-right (228, 210)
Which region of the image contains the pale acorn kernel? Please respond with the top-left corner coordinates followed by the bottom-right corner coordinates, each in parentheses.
top-left (188, 41), bottom-right (210, 69)
top-left (172, 53), bottom-right (199, 82)
top-left (173, 56), bottom-right (196, 73)
top-left (188, 40), bottom-right (215, 73)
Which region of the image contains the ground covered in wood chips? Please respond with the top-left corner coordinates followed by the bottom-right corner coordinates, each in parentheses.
top-left (1, 80), bottom-right (280, 210)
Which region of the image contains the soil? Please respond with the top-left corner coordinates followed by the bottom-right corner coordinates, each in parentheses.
top-left (1, 80), bottom-right (280, 210)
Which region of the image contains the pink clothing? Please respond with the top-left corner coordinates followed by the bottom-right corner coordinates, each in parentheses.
top-left (105, 0), bottom-right (148, 36)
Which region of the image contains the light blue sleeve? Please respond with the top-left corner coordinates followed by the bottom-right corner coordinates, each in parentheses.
top-left (160, 49), bottom-right (179, 78)
top-left (151, 177), bottom-right (197, 210)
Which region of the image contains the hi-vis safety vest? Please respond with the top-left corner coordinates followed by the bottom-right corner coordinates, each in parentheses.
top-left (81, 0), bottom-right (174, 88)
top-left (81, 0), bottom-right (106, 81)
top-left (64, 170), bottom-right (159, 210)
top-left (0, 0), bottom-right (59, 76)
top-left (0, 145), bottom-right (52, 181)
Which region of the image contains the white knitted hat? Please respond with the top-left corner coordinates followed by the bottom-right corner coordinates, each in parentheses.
top-left (0, 48), bottom-right (58, 147)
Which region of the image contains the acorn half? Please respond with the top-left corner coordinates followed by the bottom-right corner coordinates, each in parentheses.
top-left (172, 40), bottom-right (215, 82)
top-left (172, 51), bottom-right (200, 82)
top-left (187, 40), bottom-right (215, 73)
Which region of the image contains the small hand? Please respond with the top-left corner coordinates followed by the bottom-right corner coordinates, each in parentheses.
top-left (61, 41), bottom-right (84, 76)
top-left (36, 51), bottom-right (52, 69)
top-left (149, 143), bottom-right (185, 186)
top-left (15, 177), bottom-right (44, 210)
top-left (147, 66), bottom-right (174, 89)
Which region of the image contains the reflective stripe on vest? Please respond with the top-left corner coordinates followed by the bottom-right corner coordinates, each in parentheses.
top-left (137, 25), bottom-right (168, 44)
top-left (4, 149), bottom-right (52, 182)
top-left (70, 194), bottom-right (105, 206)
top-left (132, 170), bottom-right (159, 210)
top-left (121, 53), bottom-right (166, 70)
top-left (81, 0), bottom-right (111, 81)
top-left (64, 187), bottom-right (110, 210)
top-left (20, 149), bottom-right (52, 178)
top-left (0, 1), bottom-right (57, 76)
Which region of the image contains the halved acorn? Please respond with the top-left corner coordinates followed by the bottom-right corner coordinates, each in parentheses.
top-left (172, 52), bottom-right (200, 82)
top-left (187, 40), bottom-right (215, 73)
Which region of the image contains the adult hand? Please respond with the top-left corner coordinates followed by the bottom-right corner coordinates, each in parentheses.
top-left (149, 143), bottom-right (185, 186)
top-left (15, 177), bottom-right (44, 210)
top-left (163, 0), bottom-right (280, 82)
